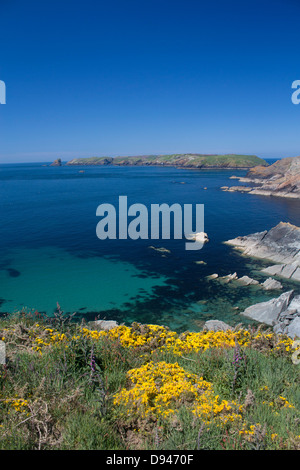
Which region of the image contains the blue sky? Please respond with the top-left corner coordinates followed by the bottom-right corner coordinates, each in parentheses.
top-left (0, 0), bottom-right (300, 163)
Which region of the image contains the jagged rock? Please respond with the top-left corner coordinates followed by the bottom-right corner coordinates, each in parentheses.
top-left (50, 158), bottom-right (62, 166)
top-left (220, 272), bottom-right (238, 283)
top-left (225, 222), bottom-right (300, 283)
top-left (224, 156), bottom-right (300, 199)
top-left (202, 320), bottom-right (232, 332)
top-left (262, 264), bottom-right (284, 276)
top-left (241, 290), bottom-right (294, 326)
top-left (206, 273), bottom-right (219, 280)
top-left (281, 263), bottom-right (298, 279)
top-left (236, 275), bottom-right (259, 286)
top-left (292, 267), bottom-right (300, 282)
top-left (261, 277), bottom-right (283, 290)
top-left (289, 295), bottom-right (300, 312)
top-left (286, 317), bottom-right (300, 339)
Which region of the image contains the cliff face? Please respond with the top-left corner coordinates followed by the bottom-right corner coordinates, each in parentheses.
top-left (223, 156), bottom-right (300, 198)
top-left (66, 154), bottom-right (268, 169)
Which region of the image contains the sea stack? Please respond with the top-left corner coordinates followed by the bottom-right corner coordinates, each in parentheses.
top-left (50, 158), bottom-right (62, 166)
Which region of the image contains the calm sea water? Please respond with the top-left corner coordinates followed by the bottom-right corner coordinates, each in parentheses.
top-left (1, 161), bottom-right (300, 331)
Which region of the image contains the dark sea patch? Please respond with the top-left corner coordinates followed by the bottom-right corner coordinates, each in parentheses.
top-left (6, 268), bottom-right (21, 278)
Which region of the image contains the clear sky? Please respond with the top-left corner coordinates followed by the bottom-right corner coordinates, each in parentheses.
top-left (0, 0), bottom-right (300, 163)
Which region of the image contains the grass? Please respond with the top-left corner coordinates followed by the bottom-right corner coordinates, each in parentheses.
top-left (0, 310), bottom-right (299, 450)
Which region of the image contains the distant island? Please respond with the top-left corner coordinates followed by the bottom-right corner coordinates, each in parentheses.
top-left (222, 155), bottom-right (300, 199)
top-left (64, 154), bottom-right (268, 169)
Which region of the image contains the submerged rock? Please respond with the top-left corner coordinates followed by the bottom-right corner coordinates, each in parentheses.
top-left (148, 246), bottom-right (171, 254)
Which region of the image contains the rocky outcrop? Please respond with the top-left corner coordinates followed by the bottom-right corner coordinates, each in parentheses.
top-left (241, 290), bottom-right (300, 338)
top-left (261, 277), bottom-right (283, 290)
top-left (50, 158), bottom-right (62, 166)
top-left (222, 156), bottom-right (300, 199)
top-left (186, 232), bottom-right (209, 243)
top-left (225, 222), bottom-right (300, 283)
top-left (236, 275), bottom-right (259, 286)
top-left (213, 272), bottom-right (282, 290)
top-left (202, 320), bottom-right (232, 331)
top-left (90, 320), bottom-right (119, 330)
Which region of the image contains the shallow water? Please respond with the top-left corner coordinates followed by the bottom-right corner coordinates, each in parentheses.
top-left (0, 161), bottom-right (299, 331)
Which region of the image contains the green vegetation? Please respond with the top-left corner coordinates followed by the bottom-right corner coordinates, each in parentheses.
top-left (67, 154), bottom-right (268, 169)
top-left (0, 311), bottom-right (299, 450)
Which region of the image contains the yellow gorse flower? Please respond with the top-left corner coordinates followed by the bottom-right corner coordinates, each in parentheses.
top-left (113, 361), bottom-right (243, 425)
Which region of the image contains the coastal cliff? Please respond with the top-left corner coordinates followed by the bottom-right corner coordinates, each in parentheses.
top-left (66, 154), bottom-right (268, 169)
top-left (222, 156), bottom-right (300, 198)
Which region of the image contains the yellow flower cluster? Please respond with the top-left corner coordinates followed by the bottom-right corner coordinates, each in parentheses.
top-left (1, 321), bottom-right (298, 359)
top-left (113, 361), bottom-right (243, 425)
top-left (81, 323), bottom-right (297, 357)
top-left (2, 398), bottom-right (29, 414)
top-left (239, 423), bottom-right (260, 439)
top-left (33, 328), bottom-right (67, 353)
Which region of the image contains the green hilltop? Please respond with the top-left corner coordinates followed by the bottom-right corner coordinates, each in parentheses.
top-left (66, 154), bottom-right (268, 169)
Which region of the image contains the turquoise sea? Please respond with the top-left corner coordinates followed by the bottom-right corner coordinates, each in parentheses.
top-left (1, 161), bottom-right (300, 332)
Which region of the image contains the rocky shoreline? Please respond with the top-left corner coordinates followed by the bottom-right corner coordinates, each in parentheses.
top-left (225, 222), bottom-right (300, 283)
top-left (222, 155), bottom-right (300, 199)
top-left (222, 222), bottom-right (300, 338)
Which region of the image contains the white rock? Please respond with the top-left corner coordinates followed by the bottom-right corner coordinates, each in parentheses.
top-left (187, 232), bottom-right (209, 243)
top-left (93, 320), bottom-right (119, 330)
top-left (203, 320), bottom-right (232, 332)
top-left (261, 278), bottom-right (283, 290)
top-left (242, 290), bottom-right (294, 326)
top-left (206, 273), bottom-right (218, 280)
top-left (237, 275), bottom-right (259, 286)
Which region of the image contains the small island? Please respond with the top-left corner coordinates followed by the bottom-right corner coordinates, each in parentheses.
top-left (65, 153), bottom-right (268, 169)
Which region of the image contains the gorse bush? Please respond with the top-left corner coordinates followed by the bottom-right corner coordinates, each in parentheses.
top-left (0, 313), bottom-right (299, 450)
